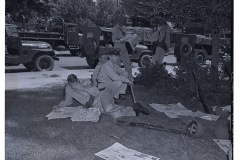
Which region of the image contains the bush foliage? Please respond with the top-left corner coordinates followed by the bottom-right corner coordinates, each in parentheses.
top-left (135, 58), bottom-right (232, 108)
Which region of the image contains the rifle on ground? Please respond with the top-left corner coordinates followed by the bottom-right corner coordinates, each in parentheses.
top-left (116, 119), bottom-right (204, 137)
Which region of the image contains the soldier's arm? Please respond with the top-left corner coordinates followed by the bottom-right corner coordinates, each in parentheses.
top-left (112, 26), bottom-right (119, 43)
top-left (103, 64), bottom-right (132, 84)
top-left (113, 64), bottom-right (128, 77)
top-left (92, 64), bottom-right (101, 86)
top-left (158, 29), bottom-right (166, 42)
top-left (57, 85), bottom-right (73, 108)
top-left (144, 30), bottom-right (160, 42)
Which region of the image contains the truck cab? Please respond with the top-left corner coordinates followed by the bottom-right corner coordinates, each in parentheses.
top-left (5, 24), bottom-right (59, 71)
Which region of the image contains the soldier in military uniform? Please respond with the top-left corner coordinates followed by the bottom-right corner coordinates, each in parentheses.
top-left (144, 20), bottom-right (170, 65)
top-left (112, 15), bottom-right (132, 76)
top-left (96, 48), bottom-right (131, 100)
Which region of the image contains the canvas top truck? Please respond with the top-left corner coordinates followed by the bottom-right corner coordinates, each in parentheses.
top-left (17, 18), bottom-right (82, 56)
top-left (5, 23), bottom-right (59, 71)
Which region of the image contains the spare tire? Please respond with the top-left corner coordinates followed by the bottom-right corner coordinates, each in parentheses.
top-left (138, 53), bottom-right (152, 67)
top-left (180, 42), bottom-right (193, 57)
top-left (84, 38), bottom-right (97, 56)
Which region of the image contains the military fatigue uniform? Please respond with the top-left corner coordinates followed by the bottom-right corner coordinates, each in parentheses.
top-left (97, 60), bottom-right (130, 99)
top-left (92, 62), bottom-right (103, 87)
top-left (58, 78), bottom-right (135, 119)
top-left (144, 25), bottom-right (170, 64)
top-left (112, 24), bottom-right (132, 74)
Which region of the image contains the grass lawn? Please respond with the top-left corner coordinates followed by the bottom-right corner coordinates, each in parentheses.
top-left (5, 84), bottom-right (230, 160)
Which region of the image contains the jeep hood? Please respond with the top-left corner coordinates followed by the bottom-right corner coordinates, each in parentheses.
top-left (22, 40), bottom-right (52, 48)
top-left (22, 40), bottom-right (49, 46)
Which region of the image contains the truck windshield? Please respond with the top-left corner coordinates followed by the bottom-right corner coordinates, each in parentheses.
top-left (6, 26), bottom-right (19, 37)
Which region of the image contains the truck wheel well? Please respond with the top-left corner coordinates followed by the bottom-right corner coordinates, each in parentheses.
top-left (32, 51), bottom-right (55, 61)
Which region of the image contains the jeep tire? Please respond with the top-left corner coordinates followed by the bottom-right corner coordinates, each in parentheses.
top-left (194, 54), bottom-right (205, 64)
top-left (34, 55), bottom-right (54, 71)
top-left (138, 53), bottom-right (152, 67)
top-left (193, 49), bottom-right (207, 64)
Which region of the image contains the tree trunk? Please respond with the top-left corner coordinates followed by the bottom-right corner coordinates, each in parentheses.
top-left (211, 33), bottom-right (220, 70)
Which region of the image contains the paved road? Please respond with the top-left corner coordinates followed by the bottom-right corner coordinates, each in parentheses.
top-left (5, 54), bottom-right (177, 90)
top-left (5, 53), bottom-right (177, 73)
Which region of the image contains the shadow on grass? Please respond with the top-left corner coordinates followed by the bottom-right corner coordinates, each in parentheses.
top-left (5, 85), bottom-right (228, 160)
top-left (5, 68), bottom-right (31, 73)
top-left (61, 66), bottom-right (90, 70)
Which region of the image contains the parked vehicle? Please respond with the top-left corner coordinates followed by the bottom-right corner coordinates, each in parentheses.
top-left (81, 26), bottom-right (153, 68)
top-left (5, 24), bottom-right (59, 71)
top-left (174, 34), bottom-right (214, 63)
top-left (17, 19), bottom-right (82, 56)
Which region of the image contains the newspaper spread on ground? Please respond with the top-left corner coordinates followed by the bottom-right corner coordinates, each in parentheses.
top-left (213, 139), bottom-right (232, 154)
top-left (150, 103), bottom-right (219, 121)
top-left (46, 106), bottom-right (100, 122)
top-left (95, 142), bottom-right (160, 160)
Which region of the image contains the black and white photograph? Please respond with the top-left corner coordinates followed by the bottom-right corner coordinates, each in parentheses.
top-left (4, 0), bottom-right (235, 159)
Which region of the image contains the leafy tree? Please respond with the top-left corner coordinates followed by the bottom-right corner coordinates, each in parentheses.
top-left (6, 0), bottom-right (52, 22)
top-left (121, 0), bottom-right (232, 69)
top-left (95, 0), bottom-right (124, 27)
top-left (48, 0), bottom-right (97, 32)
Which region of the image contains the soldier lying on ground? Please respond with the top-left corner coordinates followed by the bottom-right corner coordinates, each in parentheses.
top-left (53, 74), bottom-right (149, 119)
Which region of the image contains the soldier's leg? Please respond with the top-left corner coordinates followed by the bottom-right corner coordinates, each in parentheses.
top-left (105, 81), bottom-right (127, 99)
top-left (100, 90), bottom-right (136, 119)
top-left (158, 47), bottom-right (166, 64)
top-left (114, 43), bottom-right (132, 75)
top-left (152, 46), bottom-right (161, 65)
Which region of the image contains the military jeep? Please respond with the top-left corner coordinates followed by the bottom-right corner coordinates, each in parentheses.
top-left (174, 34), bottom-right (212, 63)
top-left (81, 26), bottom-right (153, 68)
top-left (5, 24), bottom-right (59, 71)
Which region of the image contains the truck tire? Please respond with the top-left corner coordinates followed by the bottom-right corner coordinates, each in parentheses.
top-left (23, 63), bottom-right (35, 70)
top-left (138, 53), bottom-right (152, 67)
top-left (34, 55), bottom-right (54, 71)
top-left (87, 58), bottom-right (98, 69)
top-left (180, 42), bottom-right (192, 57)
top-left (84, 38), bottom-right (97, 56)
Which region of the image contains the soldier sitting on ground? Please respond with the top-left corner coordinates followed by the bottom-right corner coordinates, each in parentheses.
top-left (96, 48), bottom-right (131, 100)
top-left (92, 51), bottom-right (109, 87)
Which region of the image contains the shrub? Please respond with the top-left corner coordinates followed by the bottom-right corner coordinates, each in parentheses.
top-left (135, 57), bottom-right (232, 108)
top-left (134, 63), bottom-right (174, 88)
